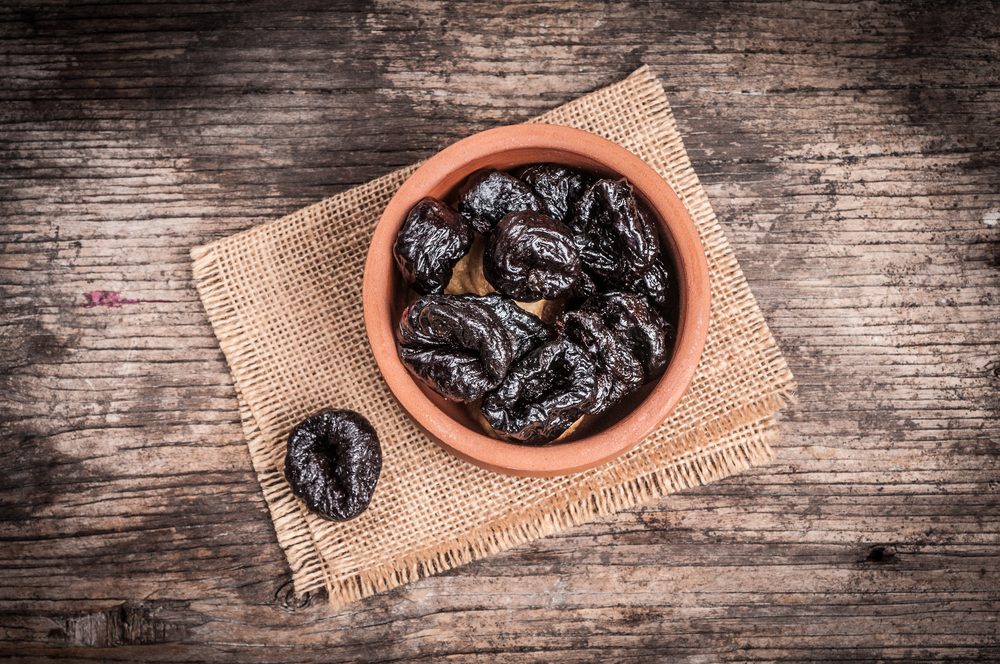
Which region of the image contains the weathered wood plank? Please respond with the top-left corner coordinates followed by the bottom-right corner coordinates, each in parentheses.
top-left (1, 0), bottom-right (998, 661)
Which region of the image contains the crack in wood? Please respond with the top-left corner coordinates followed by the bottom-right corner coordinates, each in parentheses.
top-left (51, 601), bottom-right (196, 648)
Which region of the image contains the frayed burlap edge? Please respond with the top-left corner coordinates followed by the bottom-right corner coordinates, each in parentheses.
top-left (318, 418), bottom-right (778, 606)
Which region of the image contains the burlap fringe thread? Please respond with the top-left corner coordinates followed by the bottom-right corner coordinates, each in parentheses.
top-left (191, 66), bottom-right (795, 608)
top-left (324, 420), bottom-right (778, 606)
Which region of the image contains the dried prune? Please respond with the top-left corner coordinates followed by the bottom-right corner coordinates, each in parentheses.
top-left (595, 208), bottom-right (672, 311)
top-left (457, 168), bottom-right (545, 234)
top-left (564, 269), bottom-right (597, 309)
top-left (561, 308), bottom-right (644, 415)
top-left (487, 292), bottom-right (550, 358)
top-left (519, 163), bottom-right (591, 224)
top-left (484, 211), bottom-right (582, 301)
top-left (628, 259), bottom-right (672, 312)
top-left (393, 197), bottom-right (473, 295)
top-left (581, 291), bottom-right (672, 381)
top-left (285, 409), bottom-right (382, 521)
top-left (572, 178), bottom-right (658, 283)
top-left (482, 337), bottom-right (597, 445)
top-left (399, 293), bottom-right (547, 401)
top-left (399, 295), bottom-right (510, 401)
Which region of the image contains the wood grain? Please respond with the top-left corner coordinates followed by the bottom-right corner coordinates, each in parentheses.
top-left (1, 0), bottom-right (998, 661)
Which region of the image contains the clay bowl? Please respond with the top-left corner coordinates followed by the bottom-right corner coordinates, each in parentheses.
top-left (363, 124), bottom-right (710, 477)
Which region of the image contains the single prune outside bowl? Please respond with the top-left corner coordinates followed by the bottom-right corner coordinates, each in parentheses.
top-left (363, 124), bottom-right (710, 477)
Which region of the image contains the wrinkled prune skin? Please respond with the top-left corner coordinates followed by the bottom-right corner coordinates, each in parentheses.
top-left (484, 211), bottom-right (582, 301)
top-left (628, 259), bottom-right (672, 312)
top-left (519, 163), bottom-right (591, 224)
top-left (599, 208), bottom-right (672, 311)
top-left (572, 178), bottom-right (658, 283)
top-left (482, 337), bottom-right (597, 445)
top-left (399, 294), bottom-right (547, 401)
top-left (581, 291), bottom-right (672, 381)
top-left (564, 269), bottom-right (597, 309)
top-left (457, 168), bottom-right (545, 234)
top-left (393, 197), bottom-right (473, 294)
top-left (561, 308), bottom-right (644, 415)
top-left (285, 409), bottom-right (382, 521)
top-left (399, 295), bottom-right (511, 401)
top-left (486, 292), bottom-right (550, 358)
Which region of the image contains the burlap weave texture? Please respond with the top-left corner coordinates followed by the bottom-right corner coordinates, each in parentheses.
top-left (191, 66), bottom-right (795, 608)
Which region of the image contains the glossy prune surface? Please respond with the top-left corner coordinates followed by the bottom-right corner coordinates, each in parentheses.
top-left (488, 292), bottom-right (551, 359)
top-left (572, 178), bottom-right (658, 284)
top-left (285, 409), bottom-right (382, 521)
top-left (484, 211), bottom-right (581, 301)
top-left (561, 308), bottom-right (644, 415)
top-left (519, 163), bottom-right (591, 224)
top-left (627, 258), bottom-right (672, 313)
top-left (457, 168), bottom-right (545, 234)
top-left (393, 197), bottom-right (472, 295)
top-left (599, 207), bottom-right (673, 311)
top-left (398, 293), bottom-right (547, 402)
top-left (580, 291), bottom-right (672, 382)
top-left (481, 337), bottom-right (597, 445)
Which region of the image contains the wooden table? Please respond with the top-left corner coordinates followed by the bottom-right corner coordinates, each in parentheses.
top-left (2, 1), bottom-right (998, 661)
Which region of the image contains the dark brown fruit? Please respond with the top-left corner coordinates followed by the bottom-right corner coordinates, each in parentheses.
top-left (628, 258), bottom-right (672, 312)
top-left (612, 208), bottom-right (672, 311)
top-left (481, 337), bottom-right (597, 445)
top-left (398, 293), bottom-right (547, 402)
top-left (457, 168), bottom-right (545, 234)
top-left (393, 197), bottom-right (473, 295)
top-left (572, 178), bottom-right (658, 284)
top-left (484, 211), bottom-right (582, 301)
top-left (565, 269), bottom-right (597, 309)
top-left (581, 291), bottom-right (672, 382)
top-left (561, 291), bottom-right (674, 415)
top-left (561, 308), bottom-right (644, 415)
top-left (285, 409), bottom-right (382, 522)
top-left (519, 163), bottom-right (591, 224)
top-left (487, 292), bottom-right (551, 359)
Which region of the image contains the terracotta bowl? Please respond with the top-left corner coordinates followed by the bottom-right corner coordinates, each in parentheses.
top-left (362, 124), bottom-right (710, 477)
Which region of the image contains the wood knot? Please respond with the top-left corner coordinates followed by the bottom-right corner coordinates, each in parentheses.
top-left (864, 545), bottom-right (899, 565)
top-left (275, 579), bottom-right (318, 612)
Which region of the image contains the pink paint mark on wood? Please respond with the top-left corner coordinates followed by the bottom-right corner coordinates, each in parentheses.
top-left (79, 291), bottom-right (142, 308)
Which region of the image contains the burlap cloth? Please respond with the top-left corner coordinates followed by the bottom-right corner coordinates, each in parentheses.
top-left (191, 66), bottom-right (795, 608)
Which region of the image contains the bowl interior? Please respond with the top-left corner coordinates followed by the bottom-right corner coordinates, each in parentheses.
top-left (390, 150), bottom-right (681, 439)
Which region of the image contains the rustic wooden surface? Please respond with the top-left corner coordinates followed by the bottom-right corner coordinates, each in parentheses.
top-left (1, 1), bottom-right (998, 661)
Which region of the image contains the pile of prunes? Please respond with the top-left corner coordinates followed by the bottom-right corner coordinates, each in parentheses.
top-left (394, 164), bottom-right (676, 446)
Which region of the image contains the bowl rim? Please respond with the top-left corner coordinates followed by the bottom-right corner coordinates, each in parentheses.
top-left (362, 124), bottom-right (710, 477)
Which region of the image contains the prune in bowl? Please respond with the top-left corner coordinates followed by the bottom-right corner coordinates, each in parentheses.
top-left (571, 178), bottom-right (658, 285)
top-left (483, 211), bottom-right (582, 302)
top-left (392, 197), bottom-right (472, 295)
top-left (457, 168), bottom-right (545, 234)
top-left (519, 163), bottom-right (591, 224)
top-left (562, 291), bottom-right (674, 416)
top-left (398, 293), bottom-right (547, 402)
top-left (482, 337), bottom-right (598, 445)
